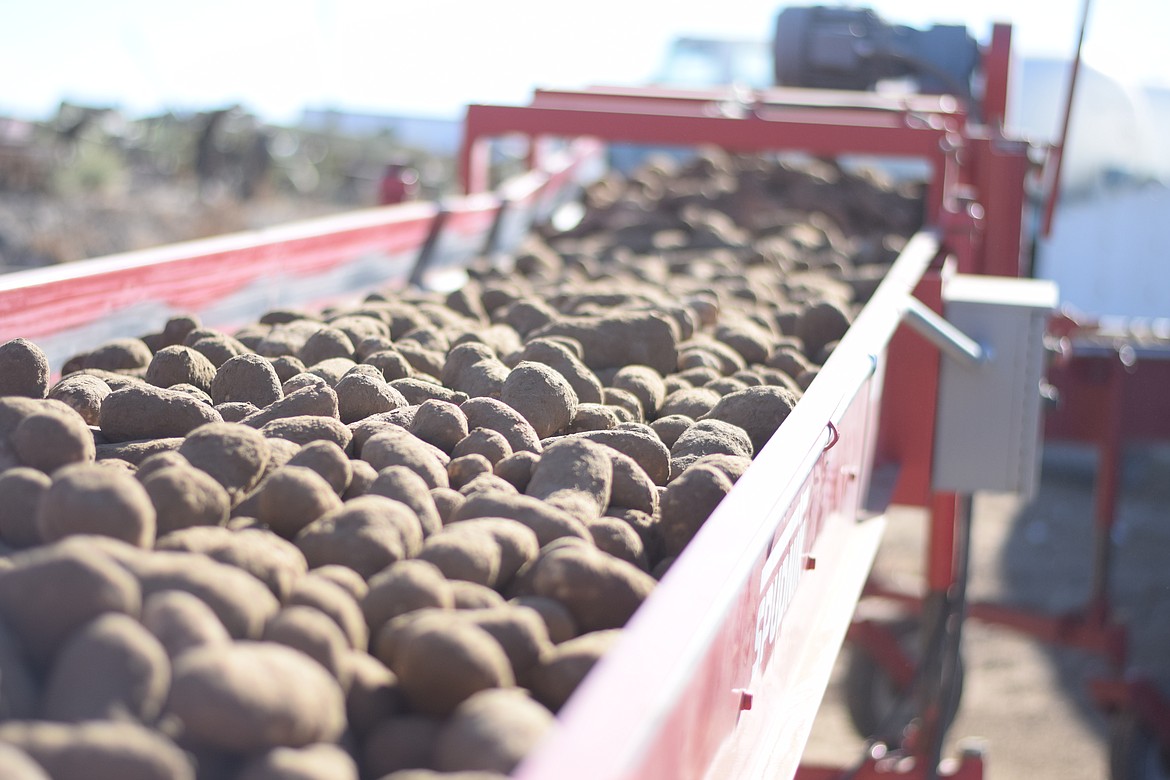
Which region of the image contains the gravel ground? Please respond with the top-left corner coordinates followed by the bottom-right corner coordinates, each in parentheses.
top-left (802, 442), bottom-right (1170, 778)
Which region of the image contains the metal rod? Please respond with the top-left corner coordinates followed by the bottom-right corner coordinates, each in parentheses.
top-left (1041, 0), bottom-right (1093, 237)
top-left (902, 298), bottom-right (987, 367)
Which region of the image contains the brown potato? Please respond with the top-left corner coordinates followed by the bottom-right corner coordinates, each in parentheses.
top-left (525, 629), bottom-right (622, 711)
top-left (37, 463), bottom-right (156, 547)
top-left (165, 641), bottom-right (346, 752)
top-left (526, 544), bottom-right (655, 633)
top-left (257, 466), bottom-right (344, 539)
top-left (140, 464), bottom-right (230, 535)
top-left (237, 744), bottom-right (358, 780)
top-left (263, 605), bottom-right (352, 689)
top-left (295, 495), bottom-right (422, 578)
top-left (433, 688), bottom-right (554, 775)
top-left (210, 353), bottom-right (283, 408)
top-left (379, 614), bottom-right (514, 717)
top-left (0, 338), bottom-right (49, 398)
top-left (0, 720), bottom-right (194, 780)
top-left (140, 589), bottom-right (232, 660)
top-left (0, 467), bottom-right (49, 549)
top-left (99, 384), bottom-right (222, 443)
top-left (500, 361), bottom-right (578, 439)
top-left (362, 559), bottom-right (454, 636)
top-left (41, 612), bottom-right (170, 723)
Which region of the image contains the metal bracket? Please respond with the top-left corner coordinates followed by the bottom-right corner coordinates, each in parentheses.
top-left (902, 297), bottom-right (989, 367)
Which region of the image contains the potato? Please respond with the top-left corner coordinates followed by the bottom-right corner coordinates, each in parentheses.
top-left (215, 401), bottom-right (258, 422)
top-left (0, 742), bottom-right (49, 780)
top-left (37, 463), bottom-right (155, 547)
top-left (601, 386), bottom-right (643, 421)
top-left (700, 384), bottom-right (799, 453)
top-left (568, 427), bottom-right (670, 487)
top-left (447, 453), bottom-right (493, 491)
top-left (660, 463), bottom-right (736, 556)
top-left (335, 371), bottom-right (408, 424)
top-left (450, 580), bottom-right (508, 610)
top-left (140, 589), bottom-right (232, 659)
top-left (343, 458), bottom-right (378, 500)
top-left (796, 298), bottom-right (852, 360)
top-left (459, 605), bottom-right (552, 678)
top-left (144, 345), bottom-right (217, 393)
top-left (525, 544), bottom-right (655, 632)
top-left (448, 440), bottom-right (508, 479)
top-left (417, 529), bottom-right (503, 588)
top-left (7, 403), bottom-right (94, 473)
top-left (509, 595), bottom-right (577, 644)
top-left (649, 413), bottom-right (693, 448)
top-left (165, 642), bottom-right (346, 752)
top-left (155, 526), bottom-right (307, 601)
top-left (565, 402), bottom-right (622, 433)
top-left (670, 418), bottom-right (753, 476)
top-left (237, 743), bottom-right (359, 780)
top-left (0, 338), bottom-right (49, 398)
top-left (0, 720), bottom-right (194, 780)
top-left (453, 492), bottom-right (591, 547)
top-left (257, 466), bottom-right (343, 539)
top-left (140, 464), bottom-right (230, 535)
top-left (516, 338), bottom-right (604, 404)
top-left (345, 650), bottom-right (405, 735)
top-left (369, 465), bottom-right (442, 536)
top-left (362, 559), bottom-right (454, 636)
top-left (500, 361), bottom-right (578, 440)
top-left (492, 450), bottom-right (538, 493)
top-left (178, 422), bottom-right (271, 500)
top-left (442, 517), bottom-right (539, 589)
top-left (0, 541), bottom-right (141, 664)
top-left (390, 377), bottom-right (468, 406)
top-left (46, 373), bottom-right (110, 425)
top-left (128, 550), bottom-right (280, 639)
top-left (299, 326), bottom-right (355, 365)
top-left (586, 516), bottom-right (648, 569)
top-left (379, 615), bottom-right (514, 717)
top-left (263, 605), bottom-right (352, 689)
top-left (526, 629), bottom-right (622, 711)
top-left (433, 688), bottom-right (554, 774)
top-left (658, 386), bottom-right (722, 419)
top-left (441, 343), bottom-right (508, 398)
top-left (240, 384), bottom-right (339, 428)
top-left (410, 399), bottom-right (470, 454)
top-left (209, 353), bottom-right (283, 408)
top-left (0, 467), bottom-right (49, 549)
top-left (531, 311), bottom-right (678, 375)
top-left (430, 486), bottom-right (465, 525)
top-left (309, 563), bottom-right (368, 601)
top-left (190, 333), bottom-right (248, 367)
top-left (524, 438), bottom-right (612, 520)
top-left (260, 415), bottom-right (352, 451)
top-left (99, 384), bottom-right (221, 443)
top-left (362, 428), bottom-right (450, 490)
top-left (361, 715), bottom-right (442, 778)
top-left (80, 337), bottom-right (153, 372)
top-left (460, 397), bottom-right (542, 455)
top-left (41, 612), bottom-right (170, 723)
top-left (0, 617), bottom-right (40, 719)
top-left (286, 573), bottom-right (369, 652)
top-left (94, 437), bottom-right (182, 467)
top-left (295, 495), bottom-right (422, 578)
top-left (287, 440), bottom-right (352, 495)
top-left (364, 348), bottom-right (415, 381)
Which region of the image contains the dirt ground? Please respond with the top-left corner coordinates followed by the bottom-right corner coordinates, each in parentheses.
top-left (802, 442), bottom-right (1170, 779)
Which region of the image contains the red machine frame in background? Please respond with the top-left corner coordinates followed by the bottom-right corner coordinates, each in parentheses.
top-left (460, 24), bottom-right (1037, 780)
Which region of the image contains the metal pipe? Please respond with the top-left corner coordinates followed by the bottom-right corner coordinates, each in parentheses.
top-left (1041, 0), bottom-right (1093, 237)
top-left (902, 297), bottom-right (988, 367)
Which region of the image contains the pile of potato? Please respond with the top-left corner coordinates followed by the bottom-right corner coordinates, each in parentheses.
top-left (0, 149), bottom-right (921, 780)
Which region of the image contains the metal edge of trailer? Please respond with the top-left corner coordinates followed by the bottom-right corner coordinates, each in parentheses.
top-left (512, 230), bottom-right (942, 780)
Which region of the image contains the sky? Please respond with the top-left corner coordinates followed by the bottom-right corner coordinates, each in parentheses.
top-left (1, 0), bottom-right (1167, 125)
